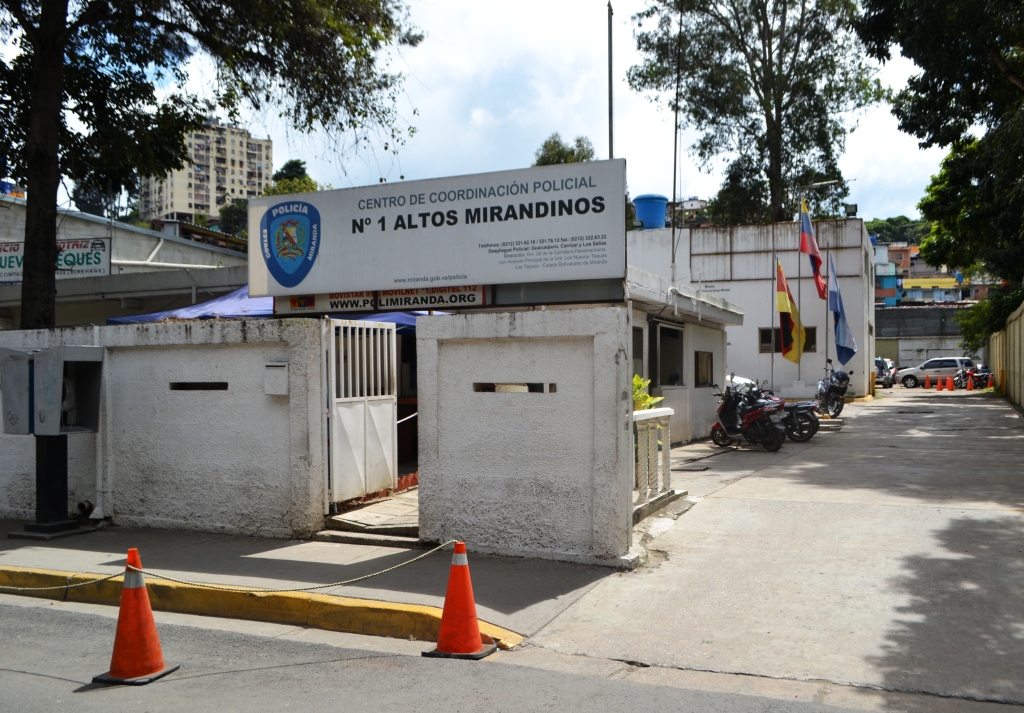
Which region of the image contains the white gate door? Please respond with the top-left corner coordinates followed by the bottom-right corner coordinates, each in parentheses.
top-left (326, 319), bottom-right (398, 502)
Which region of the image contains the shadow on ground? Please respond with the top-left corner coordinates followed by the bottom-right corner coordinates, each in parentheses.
top-left (0, 518), bottom-right (608, 631)
top-left (873, 515), bottom-right (1024, 710)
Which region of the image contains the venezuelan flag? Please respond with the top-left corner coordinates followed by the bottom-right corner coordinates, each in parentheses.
top-left (776, 261), bottom-right (806, 364)
top-left (800, 200), bottom-right (827, 300)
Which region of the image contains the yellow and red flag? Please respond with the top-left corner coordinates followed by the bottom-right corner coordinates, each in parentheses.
top-left (776, 261), bottom-right (805, 364)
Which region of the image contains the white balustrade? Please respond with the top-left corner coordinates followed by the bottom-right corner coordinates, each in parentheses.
top-left (632, 407), bottom-right (674, 503)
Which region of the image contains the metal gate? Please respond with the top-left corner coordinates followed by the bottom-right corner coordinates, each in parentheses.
top-left (326, 319), bottom-right (398, 502)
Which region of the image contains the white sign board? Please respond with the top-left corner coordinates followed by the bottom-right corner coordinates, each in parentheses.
top-left (273, 285), bottom-right (488, 315)
top-left (248, 159), bottom-right (626, 297)
top-left (0, 238), bottom-right (111, 283)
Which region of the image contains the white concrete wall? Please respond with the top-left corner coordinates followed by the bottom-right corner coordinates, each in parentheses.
top-left (683, 322), bottom-right (727, 439)
top-left (417, 307), bottom-right (633, 566)
top-left (0, 319), bottom-right (325, 537)
top-left (629, 220), bottom-right (874, 397)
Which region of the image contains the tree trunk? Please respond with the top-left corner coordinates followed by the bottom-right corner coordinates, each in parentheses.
top-left (20, 0), bottom-right (69, 330)
top-left (767, 121), bottom-right (786, 222)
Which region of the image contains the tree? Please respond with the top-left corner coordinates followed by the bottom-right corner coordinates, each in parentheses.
top-left (705, 156), bottom-right (770, 225)
top-left (629, 0), bottom-right (882, 222)
top-left (273, 159), bottom-right (309, 182)
top-left (532, 133), bottom-right (595, 166)
top-left (264, 175), bottom-right (322, 196)
top-left (0, 1), bottom-right (421, 329)
top-left (71, 184), bottom-right (108, 217)
top-left (219, 199), bottom-right (248, 236)
top-left (858, 0), bottom-right (1024, 282)
top-left (864, 215), bottom-right (932, 244)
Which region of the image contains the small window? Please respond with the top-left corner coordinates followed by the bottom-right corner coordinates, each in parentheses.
top-left (694, 351), bottom-right (714, 388)
top-left (759, 327), bottom-right (817, 353)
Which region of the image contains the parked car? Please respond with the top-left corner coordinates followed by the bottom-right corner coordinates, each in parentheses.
top-left (898, 357), bottom-right (975, 388)
top-left (885, 359), bottom-right (898, 385)
top-left (875, 357), bottom-right (895, 388)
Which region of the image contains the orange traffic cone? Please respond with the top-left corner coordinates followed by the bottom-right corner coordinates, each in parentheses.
top-left (93, 548), bottom-right (178, 685)
top-left (988, 374), bottom-right (995, 389)
top-left (936, 377), bottom-right (943, 391)
top-left (967, 377), bottom-right (974, 391)
top-left (925, 375), bottom-right (931, 389)
top-left (422, 542), bottom-right (497, 660)
top-left (946, 376), bottom-right (954, 391)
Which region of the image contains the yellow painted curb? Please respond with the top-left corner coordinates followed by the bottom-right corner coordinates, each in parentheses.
top-left (0, 565), bottom-right (524, 650)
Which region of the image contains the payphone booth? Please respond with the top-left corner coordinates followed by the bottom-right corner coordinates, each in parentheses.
top-left (1, 345), bottom-right (103, 538)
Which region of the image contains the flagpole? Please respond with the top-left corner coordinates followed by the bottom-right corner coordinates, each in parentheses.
top-left (825, 246), bottom-right (830, 368)
top-left (771, 224), bottom-right (776, 392)
top-left (797, 191), bottom-right (802, 384)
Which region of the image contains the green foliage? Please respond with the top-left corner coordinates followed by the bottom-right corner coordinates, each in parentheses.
top-left (71, 184), bottom-right (108, 218)
top-left (273, 159), bottom-right (309, 182)
top-left (533, 133), bottom-right (595, 166)
top-left (953, 286), bottom-right (1024, 356)
top-left (858, 0), bottom-right (1024, 283)
top-left (917, 120), bottom-right (1024, 284)
top-left (0, 0), bottom-right (420, 328)
top-left (629, 0), bottom-right (883, 222)
top-left (857, 0), bottom-right (1024, 149)
top-left (264, 175), bottom-right (323, 196)
top-left (864, 216), bottom-right (932, 245)
top-left (218, 199), bottom-right (248, 236)
top-left (705, 156), bottom-right (770, 225)
top-left (632, 374), bottom-right (664, 411)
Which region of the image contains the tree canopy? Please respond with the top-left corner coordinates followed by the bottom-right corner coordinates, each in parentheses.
top-left (218, 199), bottom-right (248, 237)
top-left (864, 216), bottom-right (932, 245)
top-left (629, 0), bottom-right (882, 222)
top-left (0, 0), bottom-right (421, 329)
top-left (532, 133), bottom-right (595, 166)
top-left (273, 159), bottom-right (309, 182)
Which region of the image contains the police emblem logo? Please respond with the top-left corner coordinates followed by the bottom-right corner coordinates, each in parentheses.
top-left (260, 201), bottom-right (322, 288)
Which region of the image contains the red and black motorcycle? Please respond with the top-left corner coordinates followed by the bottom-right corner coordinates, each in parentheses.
top-left (710, 379), bottom-right (786, 452)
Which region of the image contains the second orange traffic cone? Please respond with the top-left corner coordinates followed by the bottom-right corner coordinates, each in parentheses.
top-left (967, 377), bottom-right (974, 391)
top-left (988, 374), bottom-right (995, 389)
top-left (946, 376), bottom-right (954, 391)
top-left (925, 375), bottom-right (931, 389)
top-left (93, 548), bottom-right (179, 685)
top-left (936, 376), bottom-right (943, 391)
top-left (422, 542), bottom-right (497, 660)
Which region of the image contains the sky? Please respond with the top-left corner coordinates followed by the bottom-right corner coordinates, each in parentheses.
top-left (80, 0), bottom-right (948, 221)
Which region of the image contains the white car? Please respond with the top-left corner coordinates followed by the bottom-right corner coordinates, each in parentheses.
top-left (898, 357), bottom-right (975, 388)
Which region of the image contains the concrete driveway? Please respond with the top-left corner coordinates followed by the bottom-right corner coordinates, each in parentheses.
top-left (531, 390), bottom-right (1024, 710)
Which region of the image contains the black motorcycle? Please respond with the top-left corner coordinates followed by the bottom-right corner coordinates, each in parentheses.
top-left (747, 383), bottom-right (820, 442)
top-left (816, 359), bottom-right (851, 419)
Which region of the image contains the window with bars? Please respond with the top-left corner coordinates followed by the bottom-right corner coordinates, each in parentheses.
top-left (758, 327), bottom-right (817, 353)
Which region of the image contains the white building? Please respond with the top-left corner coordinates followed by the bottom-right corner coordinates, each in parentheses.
top-left (140, 118), bottom-right (273, 223)
top-left (629, 219), bottom-right (875, 398)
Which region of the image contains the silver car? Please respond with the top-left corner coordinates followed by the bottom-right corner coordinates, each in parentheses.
top-left (898, 357), bottom-right (975, 388)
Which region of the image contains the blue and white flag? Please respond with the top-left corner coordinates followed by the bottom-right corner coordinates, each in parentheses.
top-left (828, 254), bottom-right (857, 365)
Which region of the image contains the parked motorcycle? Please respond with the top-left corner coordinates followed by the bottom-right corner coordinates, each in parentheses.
top-left (954, 366), bottom-right (992, 389)
top-left (816, 359), bottom-right (851, 418)
top-left (747, 383), bottom-right (820, 442)
top-left (711, 376), bottom-right (787, 452)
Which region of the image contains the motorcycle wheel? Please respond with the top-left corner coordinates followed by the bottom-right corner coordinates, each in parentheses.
top-left (827, 395), bottom-right (844, 418)
top-left (711, 428), bottom-right (735, 447)
top-left (786, 413), bottom-right (816, 442)
top-left (761, 425), bottom-right (784, 452)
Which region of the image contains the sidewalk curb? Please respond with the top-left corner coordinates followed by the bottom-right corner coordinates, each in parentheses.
top-left (0, 565), bottom-right (524, 650)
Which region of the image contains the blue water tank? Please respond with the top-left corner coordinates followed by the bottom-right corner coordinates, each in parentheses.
top-left (633, 194), bottom-right (668, 230)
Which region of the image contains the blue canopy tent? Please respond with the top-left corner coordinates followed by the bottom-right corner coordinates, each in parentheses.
top-left (106, 285), bottom-right (423, 333)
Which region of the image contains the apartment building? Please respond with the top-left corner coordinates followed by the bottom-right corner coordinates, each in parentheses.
top-left (140, 119), bottom-right (273, 223)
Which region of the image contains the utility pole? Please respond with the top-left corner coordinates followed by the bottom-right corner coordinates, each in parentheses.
top-left (608, 2), bottom-right (614, 160)
top-left (669, 4), bottom-right (684, 284)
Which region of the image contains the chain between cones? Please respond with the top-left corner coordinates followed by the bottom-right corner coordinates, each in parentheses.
top-left (0, 540), bottom-right (458, 594)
